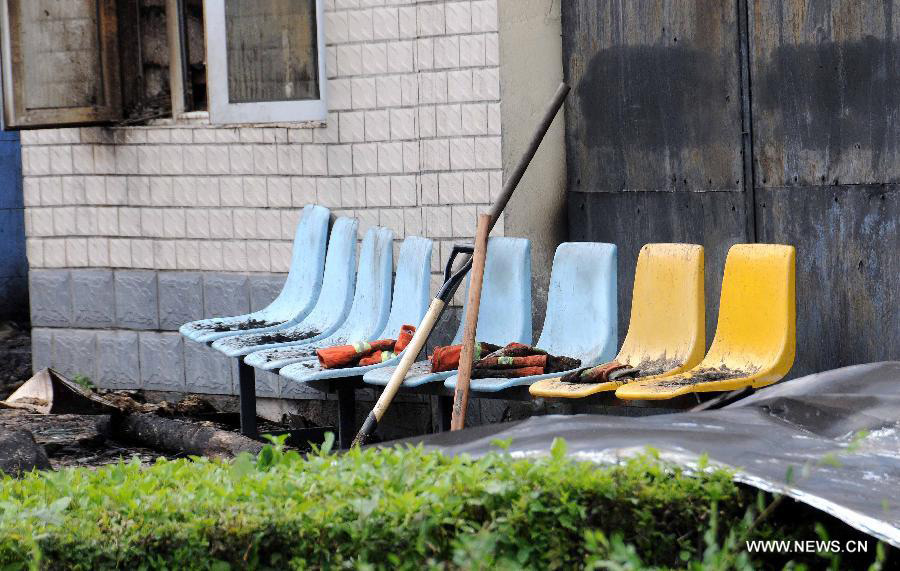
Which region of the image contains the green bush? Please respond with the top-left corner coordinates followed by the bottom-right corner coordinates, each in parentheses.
top-left (0, 436), bottom-right (882, 569)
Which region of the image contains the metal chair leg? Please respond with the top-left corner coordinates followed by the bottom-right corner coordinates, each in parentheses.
top-left (436, 395), bottom-right (453, 432)
top-left (238, 360), bottom-right (258, 438)
top-left (337, 385), bottom-right (356, 449)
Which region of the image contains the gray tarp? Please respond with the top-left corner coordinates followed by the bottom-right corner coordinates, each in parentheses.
top-left (401, 362), bottom-right (900, 546)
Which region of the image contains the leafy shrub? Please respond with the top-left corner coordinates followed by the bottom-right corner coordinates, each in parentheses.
top-left (0, 436), bottom-right (884, 569)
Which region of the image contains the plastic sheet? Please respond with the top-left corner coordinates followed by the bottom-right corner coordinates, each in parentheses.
top-left (401, 362), bottom-right (900, 546)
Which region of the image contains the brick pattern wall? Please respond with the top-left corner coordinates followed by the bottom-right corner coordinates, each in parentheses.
top-left (30, 269), bottom-right (291, 397)
top-left (22, 0), bottom-right (503, 285)
top-left (21, 0), bottom-right (504, 401)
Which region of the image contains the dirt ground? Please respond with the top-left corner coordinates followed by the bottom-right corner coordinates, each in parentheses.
top-left (0, 322), bottom-right (285, 469)
top-left (0, 409), bottom-right (168, 469)
top-left (0, 322), bottom-right (32, 401)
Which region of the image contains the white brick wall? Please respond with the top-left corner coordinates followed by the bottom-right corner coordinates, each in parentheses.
top-left (22, 0), bottom-right (502, 297)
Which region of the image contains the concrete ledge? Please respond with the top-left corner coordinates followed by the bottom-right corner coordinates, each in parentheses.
top-left (158, 272), bottom-right (204, 330)
top-left (250, 275), bottom-right (286, 312)
top-left (115, 271), bottom-right (160, 330)
top-left (184, 340), bottom-right (234, 394)
top-left (51, 329), bottom-right (97, 379)
top-left (71, 270), bottom-right (115, 328)
top-left (30, 328), bottom-right (53, 371)
top-left (26, 270), bottom-right (471, 428)
top-left (139, 332), bottom-right (185, 391)
top-left (29, 269), bottom-right (294, 332)
top-left (29, 270), bottom-right (72, 327)
top-left (203, 274), bottom-right (250, 319)
top-left (96, 331), bottom-right (140, 389)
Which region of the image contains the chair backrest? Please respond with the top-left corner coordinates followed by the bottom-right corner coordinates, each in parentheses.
top-left (378, 236), bottom-right (434, 338)
top-left (703, 244), bottom-right (795, 376)
top-left (327, 227), bottom-right (395, 342)
top-left (617, 243), bottom-right (705, 374)
top-left (453, 237), bottom-right (533, 346)
top-left (297, 217), bottom-right (359, 332)
top-left (261, 204), bottom-right (330, 318)
top-left (535, 242), bottom-right (618, 365)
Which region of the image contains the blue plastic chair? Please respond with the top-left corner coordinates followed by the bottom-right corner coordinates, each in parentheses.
top-left (443, 242), bottom-right (618, 393)
top-left (180, 204), bottom-right (330, 343)
top-left (242, 227), bottom-right (395, 371)
top-left (363, 237), bottom-right (533, 389)
top-left (278, 236), bottom-right (434, 383)
top-left (210, 217), bottom-right (360, 357)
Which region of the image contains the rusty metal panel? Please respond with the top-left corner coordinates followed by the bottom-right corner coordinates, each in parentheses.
top-left (568, 190), bottom-right (749, 352)
top-left (756, 185), bottom-right (899, 377)
top-left (564, 0), bottom-right (899, 381)
top-left (750, 0), bottom-right (900, 186)
top-left (563, 0), bottom-right (744, 193)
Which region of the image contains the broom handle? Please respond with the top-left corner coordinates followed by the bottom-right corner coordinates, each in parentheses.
top-left (450, 214), bottom-right (491, 430)
top-left (352, 298), bottom-right (445, 446)
top-left (352, 82), bottom-right (570, 447)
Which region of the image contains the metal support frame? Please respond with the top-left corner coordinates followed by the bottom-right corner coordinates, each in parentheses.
top-left (336, 384), bottom-right (356, 449)
top-left (237, 357), bottom-right (712, 449)
top-left (237, 360), bottom-right (258, 438)
top-left (238, 360), bottom-right (339, 448)
top-left (436, 395), bottom-right (453, 431)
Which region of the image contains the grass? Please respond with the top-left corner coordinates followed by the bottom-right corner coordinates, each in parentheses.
top-left (0, 435), bottom-right (889, 569)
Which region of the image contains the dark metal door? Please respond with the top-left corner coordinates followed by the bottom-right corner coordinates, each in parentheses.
top-left (564, 0), bottom-right (899, 377)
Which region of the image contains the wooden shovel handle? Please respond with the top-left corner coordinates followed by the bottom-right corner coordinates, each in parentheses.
top-left (450, 213), bottom-right (492, 430)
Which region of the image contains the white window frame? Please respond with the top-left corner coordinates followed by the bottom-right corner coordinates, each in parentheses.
top-left (204, 0), bottom-right (327, 125)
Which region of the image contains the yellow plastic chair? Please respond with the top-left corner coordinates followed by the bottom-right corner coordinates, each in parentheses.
top-left (616, 244), bottom-right (795, 401)
top-left (530, 243), bottom-right (706, 399)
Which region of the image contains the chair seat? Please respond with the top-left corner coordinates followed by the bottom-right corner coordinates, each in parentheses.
top-left (180, 315), bottom-right (293, 344)
top-left (445, 367), bottom-right (587, 393)
top-left (278, 236), bottom-right (434, 381)
top-left (448, 242), bottom-right (620, 394)
top-left (616, 367), bottom-right (769, 400)
top-left (530, 243), bottom-right (706, 400)
top-left (208, 216), bottom-right (360, 357)
top-left (180, 204), bottom-right (330, 343)
top-left (362, 360), bottom-right (456, 387)
top-left (212, 323), bottom-right (335, 358)
top-left (526, 377), bottom-right (622, 399)
top-left (616, 244), bottom-right (796, 400)
top-left (279, 353), bottom-right (405, 383)
top-left (361, 236), bottom-right (534, 389)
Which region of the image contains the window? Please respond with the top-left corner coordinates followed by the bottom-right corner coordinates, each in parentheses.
top-left (204, 0), bottom-right (326, 124)
top-left (0, 0), bottom-right (326, 129)
top-left (0, 0), bottom-right (121, 128)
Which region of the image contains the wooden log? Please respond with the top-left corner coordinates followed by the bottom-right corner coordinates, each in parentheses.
top-left (114, 414), bottom-right (264, 458)
top-left (0, 410), bottom-right (109, 454)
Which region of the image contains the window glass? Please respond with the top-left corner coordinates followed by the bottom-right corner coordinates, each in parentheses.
top-left (224, 0), bottom-right (319, 104)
